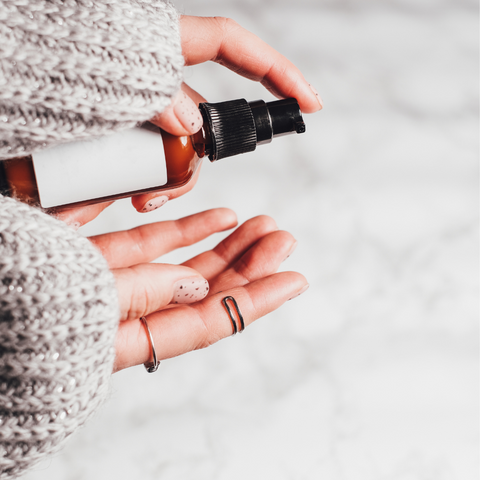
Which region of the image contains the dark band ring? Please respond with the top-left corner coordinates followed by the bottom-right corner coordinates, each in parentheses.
top-left (140, 316), bottom-right (160, 373)
top-left (222, 296), bottom-right (245, 335)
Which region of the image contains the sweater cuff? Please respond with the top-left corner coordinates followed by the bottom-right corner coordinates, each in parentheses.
top-left (0, 0), bottom-right (184, 159)
top-left (0, 196), bottom-right (119, 478)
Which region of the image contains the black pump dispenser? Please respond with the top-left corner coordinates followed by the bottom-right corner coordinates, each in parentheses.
top-left (198, 98), bottom-right (305, 161)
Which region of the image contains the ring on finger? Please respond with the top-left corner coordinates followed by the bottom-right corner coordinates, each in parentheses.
top-left (140, 316), bottom-right (160, 373)
top-left (222, 296), bottom-right (245, 335)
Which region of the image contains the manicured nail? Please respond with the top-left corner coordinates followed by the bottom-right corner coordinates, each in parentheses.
top-left (173, 277), bottom-right (209, 304)
top-left (309, 84), bottom-right (323, 109)
top-left (140, 195), bottom-right (168, 213)
top-left (174, 91), bottom-right (203, 134)
top-left (283, 240), bottom-right (298, 262)
top-left (288, 284), bottom-right (309, 301)
top-left (63, 219), bottom-right (81, 231)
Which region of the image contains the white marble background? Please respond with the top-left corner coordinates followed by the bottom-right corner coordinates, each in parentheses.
top-left (24, 0), bottom-right (478, 479)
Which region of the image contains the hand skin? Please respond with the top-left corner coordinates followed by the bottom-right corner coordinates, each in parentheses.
top-left (52, 17), bottom-right (314, 370)
top-left (83, 208), bottom-right (308, 372)
top-left (56, 15), bottom-right (322, 227)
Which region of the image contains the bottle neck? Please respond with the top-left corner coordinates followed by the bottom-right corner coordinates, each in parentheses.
top-left (191, 124), bottom-right (211, 159)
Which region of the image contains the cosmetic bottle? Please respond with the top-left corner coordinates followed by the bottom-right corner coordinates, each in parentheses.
top-left (0, 98), bottom-right (305, 210)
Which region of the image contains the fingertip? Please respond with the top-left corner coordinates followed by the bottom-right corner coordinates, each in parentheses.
top-left (308, 84), bottom-right (323, 111)
top-left (294, 84), bottom-right (323, 114)
top-left (277, 270), bottom-right (308, 291)
top-left (288, 283), bottom-right (309, 301)
top-left (172, 276), bottom-right (210, 305)
top-left (216, 207), bottom-right (238, 229)
top-left (152, 90), bottom-right (203, 136)
top-left (282, 236), bottom-right (298, 262)
top-left (250, 214), bottom-right (278, 233)
top-left (280, 79), bottom-right (322, 114)
top-left (131, 167), bottom-right (202, 213)
top-left (135, 195), bottom-right (169, 213)
top-left (273, 271), bottom-right (308, 303)
top-left (174, 90), bottom-right (203, 134)
top-left (191, 208), bottom-right (238, 233)
top-left (54, 201), bottom-right (114, 228)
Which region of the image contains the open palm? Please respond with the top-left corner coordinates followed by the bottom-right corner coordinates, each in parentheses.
top-left (86, 208), bottom-right (307, 372)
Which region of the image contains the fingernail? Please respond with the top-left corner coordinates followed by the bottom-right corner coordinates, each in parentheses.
top-left (288, 284), bottom-right (309, 301)
top-left (309, 84), bottom-right (323, 109)
top-left (283, 240), bottom-right (298, 262)
top-left (62, 219), bottom-right (81, 231)
top-left (174, 91), bottom-right (203, 134)
top-left (140, 195), bottom-right (168, 213)
top-left (173, 277), bottom-right (209, 304)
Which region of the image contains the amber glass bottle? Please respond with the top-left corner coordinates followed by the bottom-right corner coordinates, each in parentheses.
top-left (0, 98), bottom-right (305, 210)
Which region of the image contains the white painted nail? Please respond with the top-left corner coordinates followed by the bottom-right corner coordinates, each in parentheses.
top-left (174, 91), bottom-right (203, 134)
top-left (140, 195), bottom-right (168, 213)
top-left (288, 284), bottom-right (309, 301)
top-left (63, 220), bottom-right (81, 231)
top-left (173, 277), bottom-right (209, 304)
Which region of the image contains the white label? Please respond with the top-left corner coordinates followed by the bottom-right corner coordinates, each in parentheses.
top-left (32, 125), bottom-right (167, 208)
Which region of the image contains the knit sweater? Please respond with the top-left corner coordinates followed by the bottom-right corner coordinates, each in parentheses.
top-left (0, 1), bottom-right (184, 477)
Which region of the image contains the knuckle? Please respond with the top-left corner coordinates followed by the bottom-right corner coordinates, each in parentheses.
top-left (213, 16), bottom-right (240, 34)
top-left (211, 241), bottom-right (230, 267)
top-left (212, 17), bottom-right (242, 60)
top-left (124, 266), bottom-right (154, 321)
top-left (172, 218), bottom-right (190, 247)
top-left (233, 255), bottom-right (256, 283)
top-left (193, 307), bottom-right (223, 350)
top-left (126, 292), bottom-right (148, 322)
top-left (128, 225), bottom-right (150, 259)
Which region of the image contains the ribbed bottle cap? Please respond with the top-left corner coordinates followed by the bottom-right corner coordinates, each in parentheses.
top-left (198, 99), bottom-right (257, 161)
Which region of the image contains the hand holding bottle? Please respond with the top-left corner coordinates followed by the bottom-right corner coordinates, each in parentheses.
top-left (57, 15), bottom-right (322, 227)
top-left (155, 15), bottom-right (323, 136)
top-left (83, 208), bottom-right (308, 371)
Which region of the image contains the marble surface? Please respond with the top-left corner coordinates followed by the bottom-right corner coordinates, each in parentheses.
top-left (23, 0), bottom-right (478, 479)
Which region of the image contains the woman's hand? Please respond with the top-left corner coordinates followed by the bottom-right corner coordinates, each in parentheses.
top-left (86, 208), bottom-right (308, 372)
top-left (56, 15), bottom-right (322, 227)
top-left (56, 84), bottom-right (207, 228)
top-left (154, 16), bottom-right (323, 136)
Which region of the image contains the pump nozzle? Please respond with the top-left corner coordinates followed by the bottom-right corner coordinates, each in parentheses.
top-left (198, 98), bottom-right (305, 161)
top-left (249, 98), bottom-right (306, 145)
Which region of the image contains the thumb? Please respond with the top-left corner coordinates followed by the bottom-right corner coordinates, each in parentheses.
top-left (151, 84), bottom-right (206, 136)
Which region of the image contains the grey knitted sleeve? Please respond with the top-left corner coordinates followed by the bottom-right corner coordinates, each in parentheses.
top-left (0, 0), bottom-right (184, 159)
top-left (0, 195), bottom-right (120, 478)
top-left (0, 2), bottom-right (182, 476)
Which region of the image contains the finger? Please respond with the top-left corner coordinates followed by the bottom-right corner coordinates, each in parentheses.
top-left (114, 271), bottom-right (308, 371)
top-left (180, 16), bottom-right (322, 113)
top-left (207, 230), bottom-right (297, 295)
top-left (130, 164), bottom-right (201, 213)
top-left (114, 264), bottom-right (209, 322)
top-left (133, 84), bottom-right (207, 213)
top-left (182, 215), bottom-right (278, 279)
top-left (53, 201), bottom-right (114, 229)
top-left (150, 83), bottom-right (206, 137)
top-left (89, 208), bottom-right (237, 268)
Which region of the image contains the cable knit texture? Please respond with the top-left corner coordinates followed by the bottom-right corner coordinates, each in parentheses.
top-left (0, 1), bottom-right (182, 475)
top-left (0, 195), bottom-right (119, 478)
top-left (0, 0), bottom-right (184, 159)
